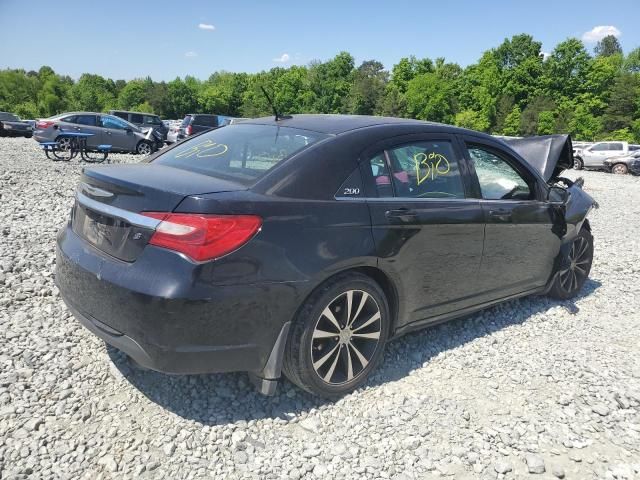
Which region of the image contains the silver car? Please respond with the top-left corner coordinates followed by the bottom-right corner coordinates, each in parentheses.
top-left (34, 112), bottom-right (159, 155)
top-left (603, 151), bottom-right (640, 175)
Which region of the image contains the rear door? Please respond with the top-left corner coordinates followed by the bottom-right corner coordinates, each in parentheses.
top-left (364, 134), bottom-right (485, 324)
top-left (99, 115), bottom-right (137, 152)
top-left (461, 137), bottom-right (560, 299)
top-left (64, 114), bottom-right (101, 148)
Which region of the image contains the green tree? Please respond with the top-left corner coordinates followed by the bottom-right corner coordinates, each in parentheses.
top-left (454, 109), bottom-right (490, 131)
top-left (601, 73), bottom-right (640, 132)
top-left (348, 60), bottom-right (388, 115)
top-left (594, 35), bottom-right (623, 57)
top-left (405, 72), bottom-right (455, 123)
top-left (501, 105), bottom-right (521, 136)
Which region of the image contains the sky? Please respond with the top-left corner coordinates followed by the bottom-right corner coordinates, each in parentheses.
top-left (0, 0), bottom-right (638, 81)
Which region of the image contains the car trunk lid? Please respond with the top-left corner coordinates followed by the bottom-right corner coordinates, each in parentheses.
top-left (72, 164), bottom-right (246, 261)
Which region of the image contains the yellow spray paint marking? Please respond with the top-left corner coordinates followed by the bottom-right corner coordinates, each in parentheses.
top-left (414, 152), bottom-right (450, 185)
top-left (175, 140), bottom-right (229, 159)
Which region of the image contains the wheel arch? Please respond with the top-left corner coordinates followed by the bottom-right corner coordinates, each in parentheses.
top-left (296, 265), bottom-right (400, 337)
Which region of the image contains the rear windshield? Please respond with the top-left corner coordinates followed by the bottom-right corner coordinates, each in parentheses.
top-left (153, 124), bottom-right (328, 185)
top-left (193, 115), bottom-right (217, 127)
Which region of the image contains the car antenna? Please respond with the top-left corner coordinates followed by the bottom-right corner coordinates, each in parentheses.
top-left (260, 86), bottom-right (291, 121)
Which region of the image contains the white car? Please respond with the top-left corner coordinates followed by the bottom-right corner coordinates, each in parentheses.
top-left (573, 141), bottom-right (640, 170)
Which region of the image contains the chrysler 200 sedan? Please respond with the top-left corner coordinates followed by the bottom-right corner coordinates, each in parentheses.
top-left (55, 115), bottom-right (596, 397)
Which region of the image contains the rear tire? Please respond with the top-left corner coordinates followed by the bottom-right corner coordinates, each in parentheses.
top-left (548, 228), bottom-right (593, 300)
top-left (573, 157), bottom-right (584, 170)
top-left (611, 163), bottom-right (628, 175)
top-left (283, 273), bottom-right (390, 398)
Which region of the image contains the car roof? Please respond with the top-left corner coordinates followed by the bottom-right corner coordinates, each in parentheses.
top-left (110, 110), bottom-right (158, 116)
top-left (242, 114), bottom-right (487, 137)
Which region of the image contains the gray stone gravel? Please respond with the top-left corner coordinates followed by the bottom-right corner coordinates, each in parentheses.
top-left (1, 137), bottom-right (639, 479)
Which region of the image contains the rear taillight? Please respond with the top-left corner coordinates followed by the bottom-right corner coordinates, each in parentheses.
top-left (141, 213), bottom-right (262, 262)
top-left (36, 120), bottom-right (55, 129)
top-left (186, 125), bottom-right (192, 135)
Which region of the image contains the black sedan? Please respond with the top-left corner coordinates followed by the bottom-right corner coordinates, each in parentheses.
top-left (0, 111), bottom-right (33, 138)
top-left (55, 115), bottom-right (596, 397)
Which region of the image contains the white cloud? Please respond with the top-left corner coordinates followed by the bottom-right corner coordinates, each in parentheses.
top-left (198, 23), bottom-right (215, 31)
top-left (273, 53), bottom-right (290, 63)
top-left (541, 51), bottom-right (551, 60)
top-left (185, 51), bottom-right (198, 57)
top-left (582, 25), bottom-right (621, 43)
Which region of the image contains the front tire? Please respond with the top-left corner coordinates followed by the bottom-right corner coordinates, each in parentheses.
top-left (611, 163), bottom-right (628, 175)
top-left (283, 273), bottom-right (390, 398)
top-left (548, 228), bottom-right (593, 300)
top-left (573, 157), bottom-right (584, 170)
top-left (136, 141), bottom-right (153, 156)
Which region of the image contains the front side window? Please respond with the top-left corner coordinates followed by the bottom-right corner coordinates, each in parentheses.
top-left (153, 124), bottom-right (328, 185)
top-left (467, 146), bottom-right (532, 200)
top-left (590, 143), bottom-right (607, 152)
top-left (130, 113), bottom-right (143, 124)
top-left (100, 115), bottom-right (130, 130)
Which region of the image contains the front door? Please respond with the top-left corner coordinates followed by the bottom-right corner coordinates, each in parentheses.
top-left (99, 115), bottom-right (137, 152)
top-left (364, 135), bottom-right (485, 325)
top-left (462, 139), bottom-right (561, 299)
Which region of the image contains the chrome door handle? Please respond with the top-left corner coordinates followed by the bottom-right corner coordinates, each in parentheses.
top-left (385, 208), bottom-right (418, 223)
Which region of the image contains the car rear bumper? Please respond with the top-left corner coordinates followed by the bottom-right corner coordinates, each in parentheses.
top-left (55, 224), bottom-right (301, 375)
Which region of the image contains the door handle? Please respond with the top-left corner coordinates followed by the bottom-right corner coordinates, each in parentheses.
top-left (488, 209), bottom-right (512, 222)
top-left (385, 208), bottom-right (418, 223)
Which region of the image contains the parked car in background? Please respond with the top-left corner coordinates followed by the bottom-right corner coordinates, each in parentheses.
top-left (0, 112), bottom-right (33, 138)
top-left (34, 112), bottom-right (161, 155)
top-left (604, 150), bottom-right (640, 175)
top-left (109, 110), bottom-right (168, 144)
top-left (55, 115), bottom-right (596, 398)
top-left (573, 141), bottom-right (639, 170)
top-left (166, 121), bottom-right (183, 144)
top-left (177, 114), bottom-right (226, 141)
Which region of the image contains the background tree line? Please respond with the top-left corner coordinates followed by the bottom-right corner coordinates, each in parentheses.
top-left (1, 34), bottom-right (639, 141)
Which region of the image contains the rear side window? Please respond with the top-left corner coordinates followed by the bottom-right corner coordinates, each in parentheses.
top-left (75, 115), bottom-right (97, 126)
top-left (194, 115), bottom-right (217, 127)
top-left (153, 124), bottom-right (328, 185)
top-left (0, 112), bottom-right (19, 121)
top-left (369, 141), bottom-right (466, 199)
top-left (608, 142), bottom-right (623, 151)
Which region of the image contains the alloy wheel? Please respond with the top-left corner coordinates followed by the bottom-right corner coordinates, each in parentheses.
top-left (612, 164), bottom-right (627, 175)
top-left (310, 290), bottom-right (382, 385)
top-left (57, 137), bottom-right (72, 151)
top-left (138, 142), bottom-right (152, 155)
top-left (558, 236), bottom-right (591, 294)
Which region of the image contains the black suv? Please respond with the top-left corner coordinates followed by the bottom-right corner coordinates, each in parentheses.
top-left (109, 110), bottom-right (167, 142)
top-left (178, 114), bottom-right (228, 140)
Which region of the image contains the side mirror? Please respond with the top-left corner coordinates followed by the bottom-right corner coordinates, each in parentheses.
top-left (548, 186), bottom-right (569, 205)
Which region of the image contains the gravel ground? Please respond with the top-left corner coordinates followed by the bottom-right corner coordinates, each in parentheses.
top-left (0, 137), bottom-right (639, 480)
